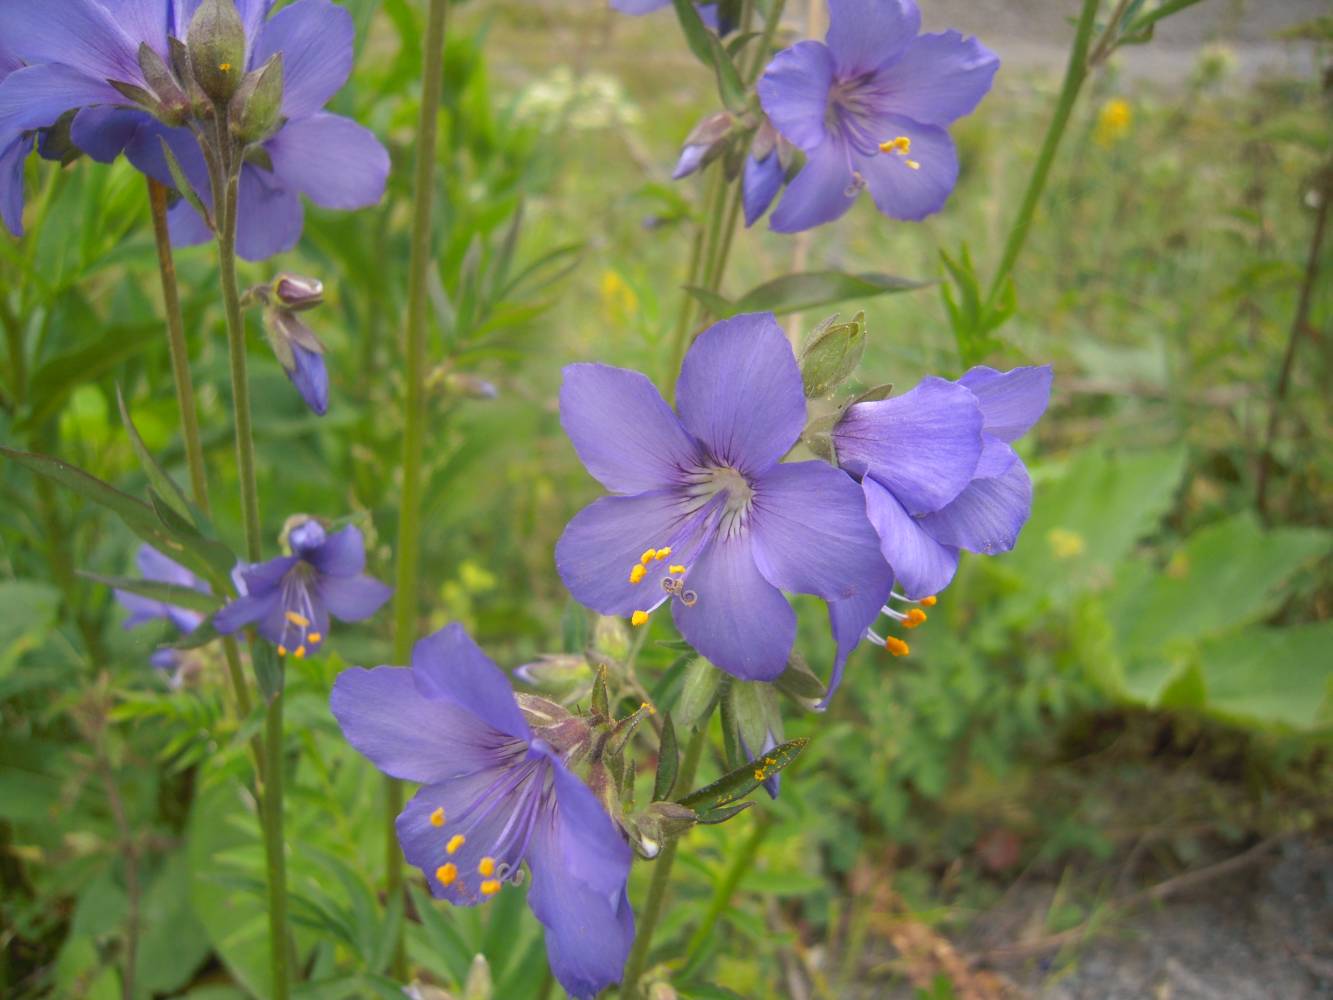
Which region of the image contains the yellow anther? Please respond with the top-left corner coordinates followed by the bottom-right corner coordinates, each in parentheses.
top-left (631, 610), bottom-right (649, 627)
top-left (921, 595), bottom-right (938, 607)
top-left (905, 159), bottom-right (921, 170)
top-left (219, 62), bottom-right (231, 72)
top-left (879, 135), bottom-right (911, 154)
top-left (277, 644), bottom-right (287, 657)
top-left (429, 807), bottom-right (446, 827)
top-left (884, 636), bottom-right (910, 657)
top-left (436, 863), bottom-right (457, 886)
top-left (293, 645), bottom-right (306, 659)
top-left (446, 834), bottom-right (466, 855)
top-left (285, 610), bottom-right (310, 628)
top-left (668, 564), bottom-right (686, 575)
top-left (653, 547), bottom-right (672, 561)
top-left (629, 564), bottom-right (647, 585)
top-left (903, 609), bottom-right (927, 629)
top-left (480, 879), bottom-right (502, 896)
top-left (640, 549), bottom-right (656, 565)
top-left (307, 632), bottom-right (323, 644)
top-left (478, 856), bottom-right (496, 877)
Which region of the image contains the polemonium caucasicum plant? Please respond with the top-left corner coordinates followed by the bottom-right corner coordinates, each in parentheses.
top-left (556, 312), bottom-right (891, 684)
top-left (214, 519), bottom-right (392, 658)
top-left (114, 544), bottom-right (210, 675)
top-left (246, 272), bottom-right (332, 414)
top-left (331, 624), bottom-right (634, 1000)
top-left (753, 0), bottom-right (998, 231)
top-left (0, 0), bottom-right (389, 259)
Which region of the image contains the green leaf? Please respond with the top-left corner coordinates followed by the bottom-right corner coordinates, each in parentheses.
top-left (676, 657), bottom-right (720, 728)
top-left (653, 711), bottom-right (679, 801)
top-left (694, 801), bottom-right (753, 825)
top-left (76, 571), bottom-right (222, 613)
top-left (117, 386), bottom-right (194, 524)
top-left (148, 489), bottom-right (238, 581)
top-left (698, 270), bottom-right (928, 319)
top-left (1198, 622), bottom-right (1333, 730)
top-left (21, 323), bottom-right (158, 431)
top-left (678, 737), bottom-right (808, 811)
top-left (0, 581), bottom-right (60, 678)
top-left (670, 0), bottom-right (747, 110)
top-left (681, 284), bottom-right (734, 319)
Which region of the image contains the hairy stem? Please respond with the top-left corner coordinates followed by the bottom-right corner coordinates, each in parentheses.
top-left (386, 0), bottom-right (451, 978)
top-left (985, 0), bottom-right (1100, 307)
top-left (147, 178), bottom-right (211, 514)
top-left (618, 720), bottom-right (710, 998)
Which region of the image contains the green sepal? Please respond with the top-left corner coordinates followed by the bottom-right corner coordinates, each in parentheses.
top-left (158, 136), bottom-right (213, 228)
top-left (800, 311), bottom-right (866, 398)
top-left (676, 657), bottom-right (720, 728)
top-left (653, 711), bottom-right (679, 801)
top-left (591, 663), bottom-right (610, 719)
top-left (694, 801), bottom-right (753, 825)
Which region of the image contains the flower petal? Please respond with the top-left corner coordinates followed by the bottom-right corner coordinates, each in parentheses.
top-left (769, 138), bottom-right (858, 233)
top-left (611, 0), bottom-right (668, 12)
top-left (957, 364), bottom-right (1053, 442)
top-left (167, 198), bottom-right (213, 246)
top-left (315, 573), bottom-right (391, 622)
top-left (824, 575), bottom-right (892, 706)
top-left (102, 0), bottom-right (170, 58)
top-left (915, 459), bottom-right (1033, 555)
top-left (742, 152), bottom-right (783, 227)
top-left (559, 363), bottom-right (700, 495)
top-left (671, 533), bottom-right (795, 681)
top-left (749, 460), bottom-right (890, 604)
top-left (0, 64), bottom-right (124, 154)
top-left (213, 587), bottom-right (283, 634)
top-left (251, 0), bottom-right (354, 118)
top-left (287, 342), bottom-right (329, 414)
top-left (834, 376), bottom-right (983, 514)
top-left (307, 525), bottom-right (365, 576)
top-left (825, 0), bottom-right (920, 76)
top-left (124, 120), bottom-right (210, 196)
top-left (527, 760), bottom-right (634, 1000)
top-left (409, 623), bottom-right (532, 743)
top-left (1, 136), bottom-right (33, 237)
top-left (331, 665), bottom-right (512, 783)
top-left (70, 106), bottom-right (150, 163)
top-left (0, 0), bottom-right (143, 85)
top-left (235, 554), bottom-right (299, 596)
top-left (556, 491), bottom-right (692, 616)
top-left (674, 312), bottom-right (805, 475)
top-left (974, 436), bottom-right (1018, 480)
top-left (862, 477), bottom-right (959, 599)
top-left (234, 165), bottom-right (304, 261)
top-left (855, 115), bottom-right (958, 221)
top-left (266, 112), bottom-right (389, 210)
top-left (872, 30), bottom-right (999, 126)
top-left (756, 40), bottom-right (834, 152)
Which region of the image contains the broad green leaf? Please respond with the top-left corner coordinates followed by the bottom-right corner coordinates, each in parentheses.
top-left (698, 270), bottom-right (928, 318)
top-left (148, 489), bottom-right (238, 580)
top-left (1198, 622), bottom-right (1333, 730)
top-left (136, 850), bottom-right (212, 995)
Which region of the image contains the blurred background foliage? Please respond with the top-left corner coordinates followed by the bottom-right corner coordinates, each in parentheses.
top-left (1, 0), bottom-right (1329, 997)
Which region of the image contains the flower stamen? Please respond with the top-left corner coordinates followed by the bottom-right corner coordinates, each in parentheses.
top-left (878, 135), bottom-right (921, 170)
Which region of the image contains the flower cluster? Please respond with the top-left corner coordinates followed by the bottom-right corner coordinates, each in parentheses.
top-left (0, 0), bottom-right (387, 258)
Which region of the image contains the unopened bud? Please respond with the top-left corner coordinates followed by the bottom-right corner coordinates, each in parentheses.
top-left (187, 0), bottom-right (247, 104)
top-left (513, 654), bottom-right (593, 703)
top-left (631, 801), bottom-right (697, 857)
top-left (591, 614), bottom-right (630, 662)
top-left (231, 52), bottom-right (284, 143)
top-left (274, 272), bottom-right (323, 311)
top-left (264, 309), bottom-right (329, 415)
top-left (671, 111), bottom-right (735, 180)
top-left (516, 693), bottom-right (591, 756)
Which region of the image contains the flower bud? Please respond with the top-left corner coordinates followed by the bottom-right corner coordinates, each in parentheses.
top-left (187, 0), bottom-right (247, 104)
top-left (516, 693), bottom-right (591, 756)
top-left (263, 309), bottom-right (329, 415)
top-left (513, 654), bottom-right (593, 703)
top-left (273, 272), bottom-right (324, 311)
top-left (671, 110), bottom-right (735, 180)
top-left (630, 801), bottom-right (697, 858)
top-left (231, 52), bottom-right (284, 143)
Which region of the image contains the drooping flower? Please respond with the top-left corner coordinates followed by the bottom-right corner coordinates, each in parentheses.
top-left (255, 273), bottom-right (330, 414)
top-left (331, 623), bottom-right (634, 1000)
top-left (0, 0), bottom-right (388, 259)
top-left (556, 311), bottom-right (891, 684)
top-left (114, 544), bottom-right (211, 673)
top-left (214, 519), bottom-right (391, 657)
top-left (754, 0), bottom-right (998, 232)
top-left (833, 364), bottom-right (1052, 608)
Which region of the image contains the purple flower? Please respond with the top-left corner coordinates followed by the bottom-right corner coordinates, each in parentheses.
top-left (0, 0), bottom-right (388, 259)
top-left (0, 37), bottom-right (36, 236)
top-left (330, 624), bottom-right (634, 1000)
top-left (213, 519), bottom-right (391, 657)
top-left (556, 312), bottom-right (891, 684)
top-left (114, 544), bottom-right (210, 672)
top-left (834, 365), bottom-right (1052, 603)
top-left (742, 149), bottom-right (784, 226)
top-left (755, 0), bottom-right (998, 232)
top-left (612, 0), bottom-right (728, 33)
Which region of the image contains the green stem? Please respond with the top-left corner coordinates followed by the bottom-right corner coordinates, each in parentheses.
top-left (147, 178), bottom-right (211, 514)
top-left (984, 0), bottom-right (1100, 307)
top-left (683, 809), bottom-right (772, 965)
top-left (1, 295), bottom-right (24, 407)
top-left (387, 0), bottom-right (451, 979)
top-left (262, 692), bottom-right (290, 999)
top-left (618, 720), bottom-right (710, 998)
top-left (665, 167), bottom-right (724, 394)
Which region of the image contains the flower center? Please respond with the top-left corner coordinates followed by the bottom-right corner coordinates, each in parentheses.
top-left (276, 563), bottom-right (322, 658)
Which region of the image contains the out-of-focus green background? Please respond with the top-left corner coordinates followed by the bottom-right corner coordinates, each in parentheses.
top-left (1, 1), bottom-right (1329, 997)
